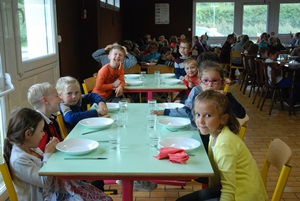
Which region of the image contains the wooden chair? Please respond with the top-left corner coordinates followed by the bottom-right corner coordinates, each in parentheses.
top-left (258, 62), bottom-right (292, 115)
top-left (240, 55), bottom-right (256, 96)
top-left (82, 77), bottom-right (96, 94)
top-left (82, 76), bottom-right (96, 109)
top-left (124, 63), bottom-right (141, 74)
top-left (147, 65), bottom-right (174, 74)
top-left (0, 156), bottom-right (18, 201)
top-left (124, 64), bottom-right (142, 102)
top-left (56, 111), bottom-right (68, 139)
top-left (252, 58), bottom-right (265, 105)
top-left (261, 139), bottom-right (292, 201)
top-left (229, 51), bottom-right (243, 79)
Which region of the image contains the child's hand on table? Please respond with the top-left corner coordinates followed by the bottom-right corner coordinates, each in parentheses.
top-left (97, 102), bottom-right (108, 116)
top-left (151, 110), bottom-right (164, 116)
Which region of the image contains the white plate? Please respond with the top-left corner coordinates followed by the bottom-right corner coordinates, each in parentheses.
top-left (158, 117), bottom-right (190, 131)
top-left (164, 79), bottom-right (181, 85)
top-left (56, 138), bottom-right (99, 155)
top-left (159, 137), bottom-right (201, 151)
top-left (79, 117), bottom-right (114, 130)
top-left (160, 73), bottom-right (175, 78)
top-left (126, 80), bottom-right (143, 86)
top-left (106, 103), bottom-right (119, 112)
top-left (125, 74), bottom-right (140, 79)
top-left (157, 103), bottom-right (185, 109)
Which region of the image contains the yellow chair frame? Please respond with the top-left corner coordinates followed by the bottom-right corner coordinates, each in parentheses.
top-left (56, 111), bottom-right (68, 139)
top-left (261, 139), bottom-right (292, 201)
top-left (82, 77), bottom-right (96, 109)
top-left (0, 157), bottom-right (18, 201)
top-left (229, 51), bottom-right (243, 79)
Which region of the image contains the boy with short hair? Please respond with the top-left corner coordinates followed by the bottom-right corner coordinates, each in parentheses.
top-left (93, 45), bottom-right (126, 102)
top-left (174, 38), bottom-right (192, 80)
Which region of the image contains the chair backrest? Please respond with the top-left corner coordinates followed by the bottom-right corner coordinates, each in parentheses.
top-left (244, 55), bottom-right (256, 73)
top-left (262, 61), bottom-right (278, 87)
top-left (56, 111), bottom-right (68, 139)
top-left (261, 139), bottom-right (292, 201)
top-left (230, 51), bottom-right (243, 67)
top-left (82, 77), bottom-right (96, 94)
top-left (254, 58), bottom-right (265, 86)
top-left (0, 157), bottom-right (18, 201)
top-left (124, 64), bottom-right (141, 74)
top-left (147, 65), bottom-right (174, 74)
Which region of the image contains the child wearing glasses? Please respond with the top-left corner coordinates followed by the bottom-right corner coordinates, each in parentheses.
top-left (152, 60), bottom-right (246, 151)
top-left (176, 90), bottom-right (267, 201)
top-left (4, 107), bottom-right (112, 201)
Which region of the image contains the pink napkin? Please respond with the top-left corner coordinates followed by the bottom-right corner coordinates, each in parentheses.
top-left (154, 147), bottom-right (189, 164)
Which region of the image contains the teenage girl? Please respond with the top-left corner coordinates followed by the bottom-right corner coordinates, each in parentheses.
top-left (176, 90), bottom-right (267, 201)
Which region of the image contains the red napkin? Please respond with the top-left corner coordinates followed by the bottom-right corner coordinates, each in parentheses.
top-left (154, 147), bottom-right (189, 164)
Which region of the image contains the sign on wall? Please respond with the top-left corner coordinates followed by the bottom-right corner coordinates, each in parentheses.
top-left (155, 3), bottom-right (169, 24)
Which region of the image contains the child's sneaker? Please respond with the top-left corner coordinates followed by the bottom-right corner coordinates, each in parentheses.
top-left (133, 180), bottom-right (157, 191)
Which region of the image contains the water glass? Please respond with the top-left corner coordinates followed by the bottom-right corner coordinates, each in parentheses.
top-left (147, 114), bottom-right (157, 130)
top-left (149, 130), bottom-right (161, 147)
top-left (108, 132), bottom-right (121, 150)
top-left (117, 112), bottom-right (128, 127)
top-left (140, 71), bottom-right (146, 78)
top-left (119, 100), bottom-right (128, 112)
top-left (154, 70), bottom-right (160, 80)
top-left (148, 99), bottom-right (157, 114)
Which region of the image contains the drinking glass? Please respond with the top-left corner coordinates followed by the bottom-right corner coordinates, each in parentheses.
top-left (119, 100), bottom-right (128, 112)
top-left (148, 99), bottom-right (157, 114)
top-left (147, 114), bottom-right (157, 130)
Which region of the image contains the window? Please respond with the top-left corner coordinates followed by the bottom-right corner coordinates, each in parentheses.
top-left (243, 5), bottom-right (268, 37)
top-left (195, 2), bottom-right (234, 37)
top-left (16, 0), bottom-right (57, 76)
top-left (278, 3), bottom-right (300, 34)
top-left (100, 0), bottom-right (120, 10)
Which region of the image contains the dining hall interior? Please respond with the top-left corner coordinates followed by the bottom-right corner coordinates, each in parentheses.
top-left (0, 0), bottom-right (300, 200)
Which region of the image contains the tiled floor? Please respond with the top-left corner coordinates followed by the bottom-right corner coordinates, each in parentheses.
top-left (105, 82), bottom-right (300, 201)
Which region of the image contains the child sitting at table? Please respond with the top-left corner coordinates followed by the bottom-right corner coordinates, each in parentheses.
top-left (27, 82), bottom-right (105, 190)
top-left (181, 58), bottom-right (199, 98)
top-left (265, 46), bottom-right (300, 105)
top-left (4, 107), bottom-right (112, 201)
top-left (176, 91), bottom-right (267, 201)
top-left (92, 45), bottom-right (126, 102)
top-left (157, 46), bottom-right (175, 66)
top-left (56, 76), bottom-right (108, 132)
top-left (152, 61), bottom-right (246, 151)
top-left (142, 41), bottom-right (161, 63)
top-left (174, 38), bottom-right (192, 80)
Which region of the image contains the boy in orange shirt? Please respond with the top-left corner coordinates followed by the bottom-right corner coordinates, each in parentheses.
top-left (93, 45), bottom-right (126, 102)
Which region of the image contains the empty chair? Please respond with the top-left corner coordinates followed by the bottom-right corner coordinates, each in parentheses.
top-left (147, 65), bottom-right (174, 74)
top-left (240, 55), bottom-right (256, 95)
top-left (0, 157), bottom-right (18, 201)
top-left (252, 58), bottom-right (265, 105)
top-left (229, 51), bottom-right (243, 79)
top-left (124, 63), bottom-right (141, 74)
top-left (261, 138), bottom-right (292, 201)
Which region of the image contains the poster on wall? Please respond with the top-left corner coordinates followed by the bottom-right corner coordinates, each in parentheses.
top-left (155, 3), bottom-right (169, 24)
